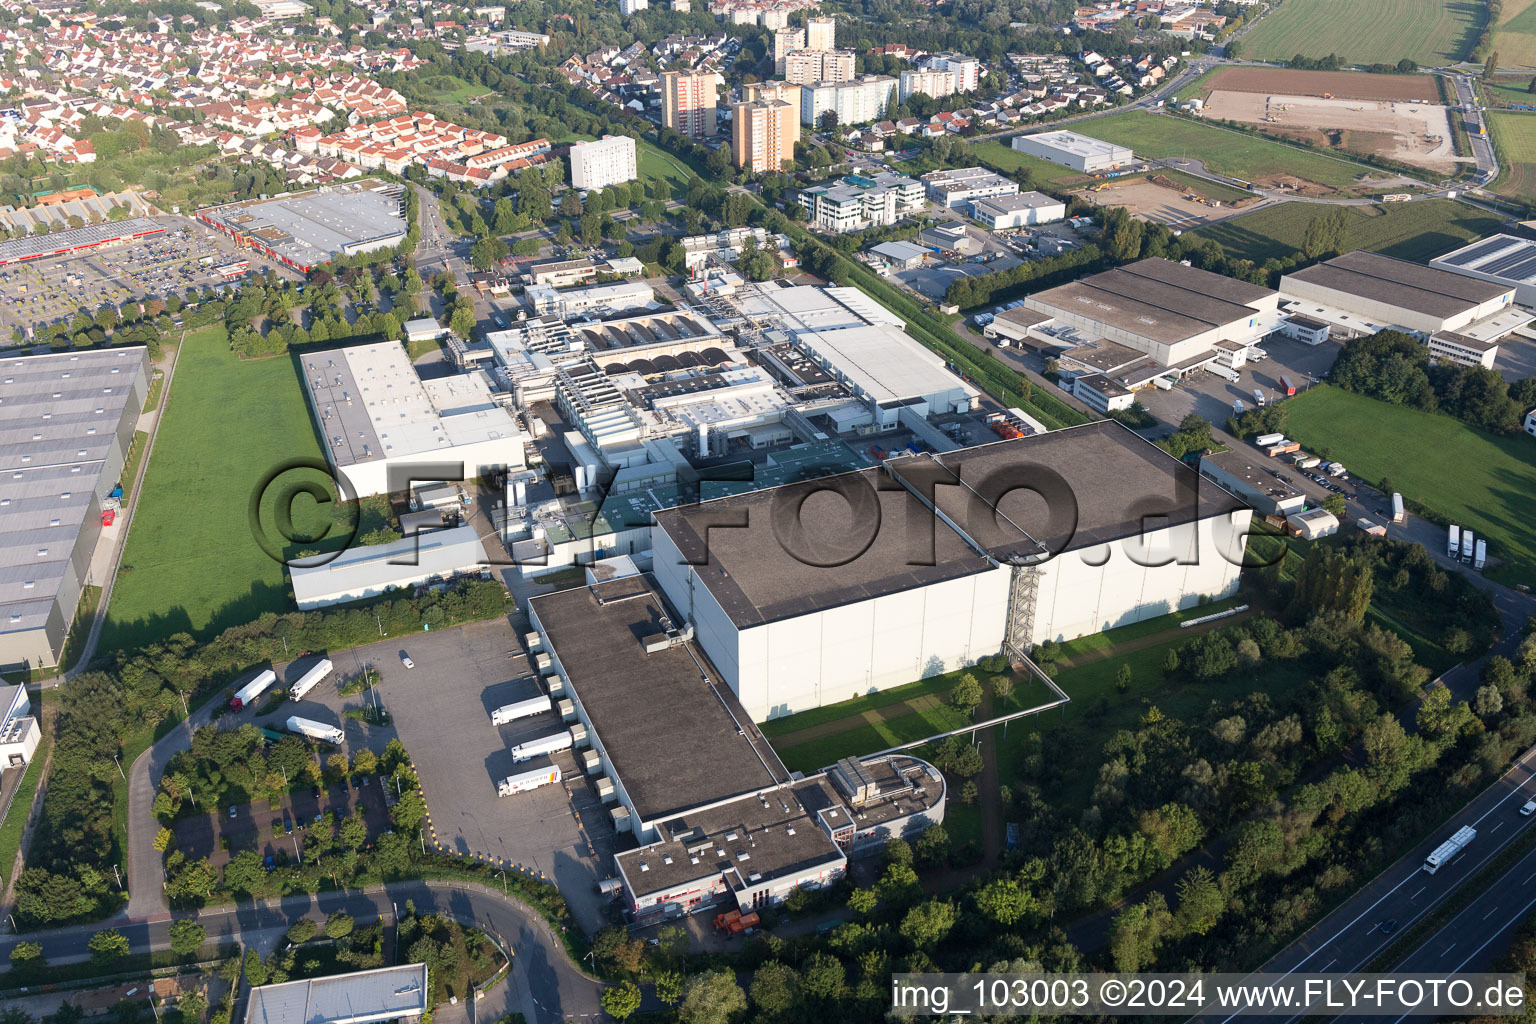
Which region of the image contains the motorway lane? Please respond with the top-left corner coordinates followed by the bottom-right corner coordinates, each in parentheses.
top-left (0, 880), bottom-right (605, 1023)
top-left (1196, 743), bottom-right (1536, 1023)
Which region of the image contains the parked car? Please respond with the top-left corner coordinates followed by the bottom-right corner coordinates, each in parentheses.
top-left (229, 805), bottom-right (237, 819)
top-left (283, 815), bottom-right (294, 835)
top-left (1522, 800), bottom-right (1535, 816)
top-left (400, 651), bottom-right (415, 669)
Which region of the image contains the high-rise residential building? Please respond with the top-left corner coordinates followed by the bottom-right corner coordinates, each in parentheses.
top-left (733, 84), bottom-right (800, 174)
top-left (619, 0), bottom-right (648, 13)
top-left (805, 15), bottom-right (835, 51)
top-left (760, 7), bottom-right (789, 29)
top-left (661, 69), bottom-right (717, 137)
top-left (570, 135), bottom-right (638, 190)
top-left (784, 49), bottom-right (856, 86)
top-left (926, 53), bottom-right (981, 93)
top-left (799, 75), bottom-right (898, 127)
top-left (773, 27), bottom-right (804, 74)
top-left (899, 68), bottom-right (954, 101)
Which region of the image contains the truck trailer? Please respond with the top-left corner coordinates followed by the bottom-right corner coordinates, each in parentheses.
top-left (1462, 530), bottom-right (1475, 562)
top-left (510, 730), bottom-right (574, 762)
top-left (491, 695), bottom-right (553, 726)
top-left (1475, 538), bottom-right (1487, 570)
top-left (1422, 825), bottom-right (1476, 874)
top-left (1391, 492), bottom-right (1405, 524)
top-left (1253, 388), bottom-right (1266, 407)
top-left (497, 765), bottom-right (562, 796)
top-left (1278, 375), bottom-right (1296, 396)
top-left (289, 658), bottom-right (334, 701)
top-left (1448, 525), bottom-right (1461, 559)
top-left (286, 716), bottom-right (345, 745)
top-left (1254, 432), bottom-right (1286, 447)
top-left (229, 669), bottom-right (277, 711)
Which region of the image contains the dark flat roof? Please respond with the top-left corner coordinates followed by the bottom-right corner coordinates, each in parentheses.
top-left (1284, 251), bottom-right (1509, 320)
top-left (1028, 258), bottom-right (1271, 346)
top-left (528, 576), bottom-right (789, 822)
top-left (657, 420), bottom-right (1245, 627)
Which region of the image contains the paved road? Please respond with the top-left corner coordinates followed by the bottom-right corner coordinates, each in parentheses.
top-left (0, 880), bottom-right (605, 1024)
top-left (1192, 741), bottom-right (1536, 1024)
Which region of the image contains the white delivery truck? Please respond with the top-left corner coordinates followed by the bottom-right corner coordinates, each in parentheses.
top-left (286, 716), bottom-right (345, 745)
top-left (497, 765), bottom-right (562, 796)
top-left (229, 669), bottom-right (277, 712)
top-left (1391, 492), bottom-right (1406, 524)
top-left (289, 658), bottom-right (334, 701)
top-left (1475, 538), bottom-right (1487, 570)
top-left (510, 730), bottom-right (574, 762)
top-left (491, 695), bottom-right (552, 726)
top-left (1462, 530), bottom-right (1475, 562)
top-left (1448, 524), bottom-right (1461, 559)
top-left (1254, 432), bottom-right (1286, 447)
top-left (1422, 825), bottom-right (1475, 874)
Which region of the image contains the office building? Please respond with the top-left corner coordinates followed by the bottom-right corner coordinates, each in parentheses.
top-left (0, 346), bottom-right (149, 671)
top-left (968, 191), bottom-right (1066, 230)
top-left (1010, 130), bottom-right (1133, 173)
top-left (662, 69), bottom-right (717, 137)
top-left (800, 75), bottom-right (898, 126)
top-left (921, 166), bottom-right (1019, 209)
top-left (733, 89), bottom-right (800, 173)
top-left (570, 135), bottom-right (638, 191)
top-left (798, 172), bottom-right (924, 232)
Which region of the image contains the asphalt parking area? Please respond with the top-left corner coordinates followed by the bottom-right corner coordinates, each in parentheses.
top-left (1135, 333), bottom-right (1344, 427)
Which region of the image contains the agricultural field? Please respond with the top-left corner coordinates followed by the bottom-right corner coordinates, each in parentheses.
top-left (1193, 198), bottom-right (1502, 263)
top-left (1481, 76), bottom-right (1536, 109)
top-left (1485, 110), bottom-right (1536, 202)
top-left (1081, 111), bottom-right (1388, 192)
top-left (1493, 0), bottom-right (1536, 69)
top-left (1194, 67), bottom-right (1441, 103)
top-left (1285, 386), bottom-right (1536, 585)
top-left (100, 327), bottom-right (334, 652)
top-left (1239, 0), bottom-right (1481, 67)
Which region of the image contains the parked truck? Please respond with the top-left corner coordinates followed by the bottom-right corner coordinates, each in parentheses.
top-left (714, 910), bottom-right (762, 936)
top-left (491, 695), bottom-right (552, 726)
top-left (1475, 538), bottom-right (1488, 571)
top-left (497, 765), bottom-right (561, 797)
top-left (1266, 442), bottom-right (1301, 457)
top-left (1422, 825), bottom-right (1476, 874)
top-left (289, 658), bottom-right (334, 701)
top-left (1232, 398), bottom-right (1245, 415)
top-left (1463, 530), bottom-right (1475, 562)
top-left (1279, 375), bottom-right (1296, 396)
top-left (1254, 432), bottom-right (1286, 447)
top-left (1391, 492), bottom-right (1405, 524)
top-left (229, 669), bottom-right (277, 712)
top-left (286, 716), bottom-right (344, 745)
top-left (1448, 524), bottom-right (1461, 559)
top-left (1253, 388), bottom-right (1266, 407)
top-left (1211, 365), bottom-right (1241, 384)
top-left (510, 730), bottom-right (574, 762)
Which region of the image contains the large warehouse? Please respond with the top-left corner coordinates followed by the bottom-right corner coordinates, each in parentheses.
top-left (1024, 257), bottom-right (1279, 368)
top-left (529, 572), bottom-right (946, 924)
top-left (196, 180), bottom-right (408, 272)
top-left (0, 346), bottom-right (150, 671)
top-left (1279, 250), bottom-right (1518, 336)
top-left (1430, 234), bottom-right (1536, 307)
top-left (1010, 129), bottom-right (1133, 173)
top-left (288, 524), bottom-right (487, 609)
top-left (245, 963), bottom-right (428, 1024)
top-left (300, 340), bottom-right (527, 498)
top-left (0, 217), bottom-right (165, 267)
top-left (651, 419), bottom-right (1249, 721)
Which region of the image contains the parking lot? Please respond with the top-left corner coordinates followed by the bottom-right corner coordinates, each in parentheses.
top-left (0, 217), bottom-right (286, 336)
top-left (365, 618), bottom-right (615, 932)
top-left (1132, 332), bottom-right (1344, 428)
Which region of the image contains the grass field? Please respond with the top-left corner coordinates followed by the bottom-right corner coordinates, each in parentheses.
top-left (1285, 386), bottom-right (1536, 585)
top-left (1240, 0), bottom-right (1481, 67)
top-left (1486, 110), bottom-right (1536, 202)
top-left (637, 139), bottom-right (697, 199)
top-left (1494, 0), bottom-right (1536, 69)
top-left (100, 328), bottom-right (333, 652)
top-left (1080, 112), bottom-right (1382, 190)
top-left (969, 139), bottom-right (1088, 184)
top-left (416, 73), bottom-right (493, 106)
top-left (1193, 198), bottom-right (1503, 263)
top-left (1481, 76), bottom-right (1536, 108)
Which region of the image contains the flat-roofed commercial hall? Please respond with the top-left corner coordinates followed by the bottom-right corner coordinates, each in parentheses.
top-left (245, 963), bottom-right (428, 1024)
top-left (196, 181), bottom-right (408, 273)
top-left (1010, 129), bottom-right (1133, 172)
top-left (0, 347), bottom-right (149, 670)
top-left (1279, 250), bottom-right (1517, 335)
top-left (650, 419), bottom-right (1249, 722)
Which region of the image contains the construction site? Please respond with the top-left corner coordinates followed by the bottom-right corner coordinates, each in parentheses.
top-left (1076, 173), bottom-right (1260, 230)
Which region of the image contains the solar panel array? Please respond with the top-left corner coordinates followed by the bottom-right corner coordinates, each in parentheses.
top-left (1478, 242), bottom-right (1536, 280)
top-left (1441, 236), bottom-right (1518, 268)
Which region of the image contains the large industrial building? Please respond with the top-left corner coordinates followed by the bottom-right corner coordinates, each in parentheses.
top-left (1010, 130), bottom-right (1133, 173)
top-left (195, 181), bottom-right (409, 273)
top-left (289, 524), bottom-right (487, 609)
top-left (921, 167), bottom-right (1020, 210)
top-left (529, 571), bottom-right (946, 924)
top-left (0, 346), bottom-right (150, 671)
top-left (650, 419), bottom-right (1249, 721)
top-left (1024, 258), bottom-right (1280, 371)
top-left (0, 683), bottom-right (40, 768)
top-left (245, 963), bottom-right (429, 1024)
top-left (1278, 250), bottom-right (1520, 337)
top-left (1431, 234), bottom-right (1536, 307)
top-left (300, 340), bottom-right (527, 498)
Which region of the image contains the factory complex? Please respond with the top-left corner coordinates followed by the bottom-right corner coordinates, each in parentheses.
top-left (195, 180), bottom-right (409, 272)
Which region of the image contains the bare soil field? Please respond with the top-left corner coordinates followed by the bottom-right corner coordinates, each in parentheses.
top-left (1201, 91), bottom-right (1460, 173)
top-left (1077, 177), bottom-right (1257, 229)
top-left (1200, 67), bottom-right (1441, 103)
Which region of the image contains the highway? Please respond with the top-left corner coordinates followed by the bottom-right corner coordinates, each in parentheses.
top-left (1195, 742), bottom-right (1536, 1024)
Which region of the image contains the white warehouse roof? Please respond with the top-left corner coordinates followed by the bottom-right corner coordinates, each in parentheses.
top-left (245, 963), bottom-right (428, 1024)
top-left (794, 323), bottom-right (977, 408)
top-left (289, 525), bottom-right (486, 609)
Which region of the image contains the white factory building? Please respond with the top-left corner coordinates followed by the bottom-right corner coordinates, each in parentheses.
top-left (0, 683), bottom-right (40, 768)
top-left (1024, 257), bottom-right (1280, 369)
top-left (969, 191), bottom-right (1067, 230)
top-left (1011, 130), bottom-right (1133, 173)
top-left (525, 280), bottom-right (655, 318)
top-left (1279, 250), bottom-right (1522, 337)
top-left (570, 135), bottom-right (638, 191)
top-left (1431, 234), bottom-right (1536, 307)
top-left (300, 341), bottom-right (527, 499)
top-left (652, 420), bottom-right (1250, 721)
top-left (245, 964), bottom-right (429, 1024)
top-left (921, 166), bottom-right (1020, 209)
top-left (289, 524), bottom-right (487, 609)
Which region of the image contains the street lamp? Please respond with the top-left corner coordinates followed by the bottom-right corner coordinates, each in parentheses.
top-left (111, 754), bottom-right (125, 781)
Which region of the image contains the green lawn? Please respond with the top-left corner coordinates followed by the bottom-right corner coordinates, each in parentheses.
top-left (1285, 386), bottom-right (1536, 585)
top-left (416, 73), bottom-right (493, 106)
top-left (1240, 0), bottom-right (1481, 66)
top-left (1481, 77), bottom-right (1536, 108)
top-left (1193, 199), bottom-right (1503, 264)
top-left (1080, 112), bottom-right (1382, 190)
top-left (100, 328), bottom-right (333, 652)
top-left (637, 139), bottom-right (698, 200)
top-left (969, 139), bottom-right (1088, 185)
top-left (1486, 110), bottom-right (1536, 203)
